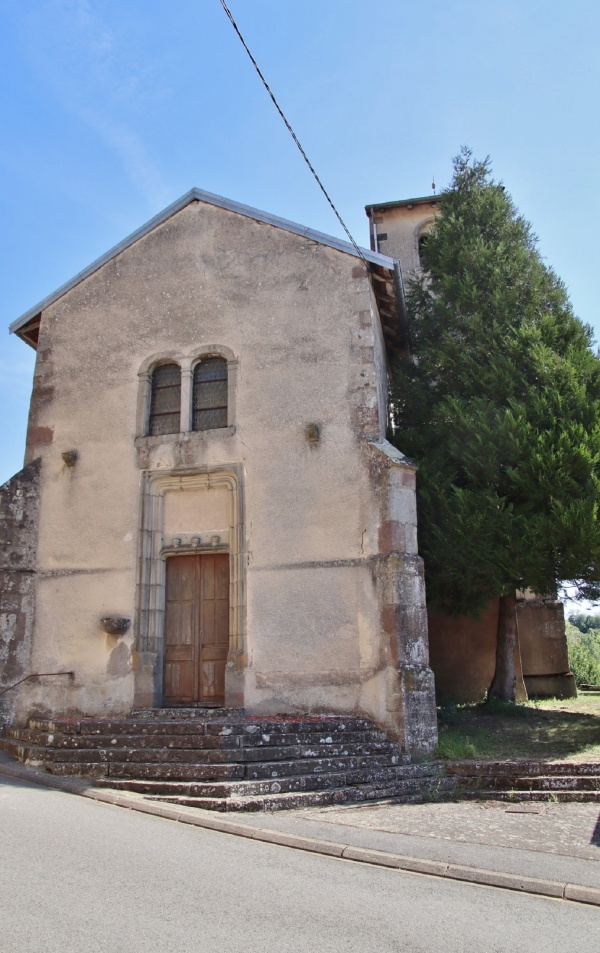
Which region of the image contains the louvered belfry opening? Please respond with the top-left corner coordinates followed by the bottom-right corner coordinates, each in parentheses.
top-left (150, 362), bottom-right (181, 435)
top-left (193, 357), bottom-right (228, 431)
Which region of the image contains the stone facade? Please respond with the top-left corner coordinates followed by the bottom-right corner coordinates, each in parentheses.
top-left (0, 461), bottom-right (40, 726)
top-left (2, 190), bottom-right (438, 753)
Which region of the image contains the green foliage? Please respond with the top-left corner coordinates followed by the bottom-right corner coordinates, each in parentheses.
top-left (566, 620), bottom-right (600, 686)
top-left (390, 148), bottom-right (600, 616)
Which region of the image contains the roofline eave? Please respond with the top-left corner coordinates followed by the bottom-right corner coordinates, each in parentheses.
top-left (365, 194), bottom-right (443, 214)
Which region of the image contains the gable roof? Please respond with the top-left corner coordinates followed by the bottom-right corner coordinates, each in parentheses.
top-left (10, 187), bottom-right (397, 341)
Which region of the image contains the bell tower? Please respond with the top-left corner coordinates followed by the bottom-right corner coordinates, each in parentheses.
top-left (365, 194), bottom-right (442, 277)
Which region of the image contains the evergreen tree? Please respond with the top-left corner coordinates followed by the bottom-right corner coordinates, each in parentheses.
top-left (390, 148), bottom-right (600, 701)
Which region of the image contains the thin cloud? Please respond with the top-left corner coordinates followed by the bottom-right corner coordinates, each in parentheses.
top-left (17, 0), bottom-right (171, 208)
top-left (78, 108), bottom-right (172, 210)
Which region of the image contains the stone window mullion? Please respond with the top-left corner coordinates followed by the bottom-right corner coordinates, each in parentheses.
top-left (180, 360), bottom-right (193, 432)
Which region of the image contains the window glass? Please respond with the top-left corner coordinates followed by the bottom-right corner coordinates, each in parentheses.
top-left (149, 363), bottom-right (181, 435)
top-left (193, 357), bottom-right (228, 431)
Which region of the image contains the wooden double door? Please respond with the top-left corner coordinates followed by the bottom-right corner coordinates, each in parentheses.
top-left (163, 553), bottom-right (229, 707)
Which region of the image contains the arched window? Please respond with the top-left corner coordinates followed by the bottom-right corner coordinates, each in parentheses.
top-left (418, 232), bottom-right (430, 268)
top-left (149, 362), bottom-right (181, 435)
top-left (193, 357), bottom-right (228, 431)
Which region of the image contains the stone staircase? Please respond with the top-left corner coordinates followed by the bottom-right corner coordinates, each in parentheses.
top-left (0, 709), bottom-right (450, 811)
top-left (446, 760), bottom-right (600, 802)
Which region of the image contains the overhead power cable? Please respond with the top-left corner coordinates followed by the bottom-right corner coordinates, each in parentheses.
top-left (218, 0), bottom-right (368, 266)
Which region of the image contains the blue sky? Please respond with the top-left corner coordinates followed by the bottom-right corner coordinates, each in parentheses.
top-left (1, 0), bottom-right (599, 490)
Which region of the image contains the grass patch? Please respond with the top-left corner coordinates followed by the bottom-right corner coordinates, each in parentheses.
top-left (436, 733), bottom-right (477, 760)
top-left (435, 692), bottom-right (600, 762)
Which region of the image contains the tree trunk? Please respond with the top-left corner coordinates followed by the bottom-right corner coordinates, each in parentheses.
top-left (488, 591), bottom-right (526, 702)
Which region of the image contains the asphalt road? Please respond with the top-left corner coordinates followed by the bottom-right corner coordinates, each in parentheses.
top-left (1, 774), bottom-right (599, 953)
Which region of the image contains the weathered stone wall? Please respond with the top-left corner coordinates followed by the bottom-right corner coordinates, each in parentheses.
top-left (519, 598), bottom-right (576, 698)
top-left (365, 438), bottom-right (437, 750)
top-left (0, 460), bottom-right (39, 726)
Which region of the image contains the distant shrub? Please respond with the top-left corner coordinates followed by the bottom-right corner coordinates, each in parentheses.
top-left (566, 621), bottom-right (600, 686)
top-left (568, 613), bottom-right (600, 635)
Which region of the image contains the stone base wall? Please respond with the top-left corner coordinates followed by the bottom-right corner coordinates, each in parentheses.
top-left (0, 460), bottom-right (40, 727)
top-left (519, 598), bottom-right (576, 699)
top-left (428, 601), bottom-right (497, 704)
top-left (428, 596), bottom-right (575, 704)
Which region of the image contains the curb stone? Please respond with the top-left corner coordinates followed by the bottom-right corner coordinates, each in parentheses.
top-left (1, 760), bottom-right (599, 908)
top-left (564, 884), bottom-right (600, 904)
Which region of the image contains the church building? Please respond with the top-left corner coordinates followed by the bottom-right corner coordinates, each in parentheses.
top-left (0, 189), bottom-right (439, 754)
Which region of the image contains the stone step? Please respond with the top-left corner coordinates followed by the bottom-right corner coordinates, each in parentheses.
top-left (92, 763), bottom-right (443, 800)
top-left (90, 758), bottom-right (431, 794)
top-left (238, 730), bottom-right (389, 747)
top-left (238, 716), bottom-right (376, 735)
top-left (461, 790), bottom-right (600, 804)
top-left (154, 772), bottom-right (351, 799)
top-left (147, 777), bottom-right (457, 813)
top-left (26, 712), bottom-right (241, 733)
top-left (8, 727), bottom-right (389, 750)
top-left (0, 738), bottom-right (22, 760)
top-left (241, 742), bottom-right (399, 762)
top-left (73, 752), bottom-right (407, 779)
top-left (0, 734), bottom-right (409, 779)
top-left (39, 753), bottom-right (412, 783)
top-left (152, 789), bottom-right (345, 812)
top-left (40, 747), bottom-right (243, 765)
top-left (41, 760), bottom-right (248, 781)
top-left (24, 718), bottom-right (213, 736)
top-left (26, 715), bottom-right (375, 736)
top-left (444, 760), bottom-right (600, 778)
top-left (1, 711), bottom-right (423, 810)
top-left (459, 775), bottom-right (600, 792)
top-left (7, 729), bottom-right (240, 750)
top-left (0, 741), bottom-right (228, 766)
top-left (29, 740), bottom-right (400, 766)
top-left (243, 752), bottom-right (406, 779)
top-left (129, 709), bottom-right (375, 731)
top-left (129, 708), bottom-right (243, 720)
